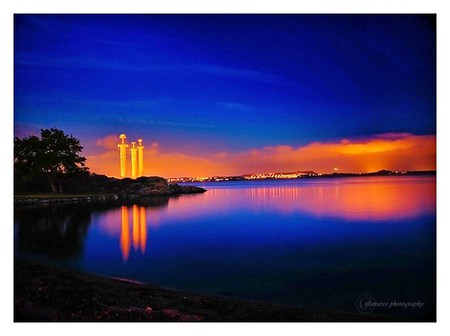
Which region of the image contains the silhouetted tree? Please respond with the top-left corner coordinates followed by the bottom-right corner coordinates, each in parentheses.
top-left (14, 128), bottom-right (88, 192)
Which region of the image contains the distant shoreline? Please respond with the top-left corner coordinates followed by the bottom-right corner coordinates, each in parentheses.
top-left (171, 170), bottom-right (436, 183)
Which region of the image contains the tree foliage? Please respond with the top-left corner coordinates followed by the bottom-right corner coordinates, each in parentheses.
top-left (14, 128), bottom-right (89, 192)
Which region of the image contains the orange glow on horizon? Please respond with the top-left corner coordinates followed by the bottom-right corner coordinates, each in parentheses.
top-left (87, 133), bottom-right (436, 178)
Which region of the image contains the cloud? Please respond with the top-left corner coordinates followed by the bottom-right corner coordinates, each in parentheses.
top-left (15, 50), bottom-right (286, 86)
top-left (14, 123), bottom-right (41, 138)
top-left (21, 16), bottom-right (285, 85)
top-left (85, 133), bottom-right (435, 178)
top-left (216, 102), bottom-right (251, 111)
top-left (95, 135), bottom-right (120, 150)
top-left (24, 15), bottom-right (162, 50)
top-left (194, 64), bottom-right (286, 85)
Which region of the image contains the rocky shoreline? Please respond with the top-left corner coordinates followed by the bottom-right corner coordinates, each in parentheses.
top-left (14, 260), bottom-right (395, 322)
top-left (14, 175), bottom-right (206, 207)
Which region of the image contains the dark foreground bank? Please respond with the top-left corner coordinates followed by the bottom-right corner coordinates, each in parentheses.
top-left (15, 175), bottom-right (206, 207)
top-left (15, 260), bottom-right (395, 322)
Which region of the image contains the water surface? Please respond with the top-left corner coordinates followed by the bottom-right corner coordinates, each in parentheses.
top-left (14, 176), bottom-right (436, 319)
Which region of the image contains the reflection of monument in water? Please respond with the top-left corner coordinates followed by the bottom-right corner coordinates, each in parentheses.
top-left (117, 134), bottom-right (144, 179)
top-left (120, 206), bottom-right (130, 260)
top-left (120, 205), bottom-right (147, 261)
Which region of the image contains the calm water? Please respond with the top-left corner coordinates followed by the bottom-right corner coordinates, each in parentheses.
top-left (14, 176), bottom-right (436, 319)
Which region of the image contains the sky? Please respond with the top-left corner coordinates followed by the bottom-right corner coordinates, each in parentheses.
top-left (14, 14), bottom-right (436, 177)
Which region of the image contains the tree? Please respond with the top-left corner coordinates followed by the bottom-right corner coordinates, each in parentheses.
top-left (14, 128), bottom-right (89, 192)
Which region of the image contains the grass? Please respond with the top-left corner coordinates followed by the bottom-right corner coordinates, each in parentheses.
top-left (14, 192), bottom-right (105, 199)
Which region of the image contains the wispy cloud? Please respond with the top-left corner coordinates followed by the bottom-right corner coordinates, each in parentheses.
top-left (193, 64), bottom-right (286, 85)
top-left (15, 51), bottom-right (156, 72)
top-left (15, 93), bottom-right (216, 130)
top-left (15, 93), bottom-right (171, 106)
top-left (215, 102), bottom-right (254, 112)
top-left (14, 123), bottom-right (42, 138)
top-left (17, 15), bottom-right (288, 86)
top-left (15, 49), bottom-right (287, 86)
top-left (214, 101), bottom-right (282, 115)
top-left (24, 15), bottom-right (163, 50)
top-left (146, 119), bottom-right (215, 129)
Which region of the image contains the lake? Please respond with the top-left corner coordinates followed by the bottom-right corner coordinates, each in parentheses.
top-left (14, 176), bottom-right (436, 319)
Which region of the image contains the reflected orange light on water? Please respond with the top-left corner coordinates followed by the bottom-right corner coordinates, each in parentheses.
top-left (132, 205), bottom-right (139, 250)
top-left (114, 177), bottom-right (434, 260)
top-left (120, 206), bottom-right (130, 261)
top-left (139, 207), bottom-right (147, 253)
top-left (159, 177), bottom-right (435, 222)
top-left (120, 205), bottom-right (148, 261)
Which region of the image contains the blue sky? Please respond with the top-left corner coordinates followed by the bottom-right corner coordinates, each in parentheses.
top-left (14, 14), bottom-right (436, 173)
